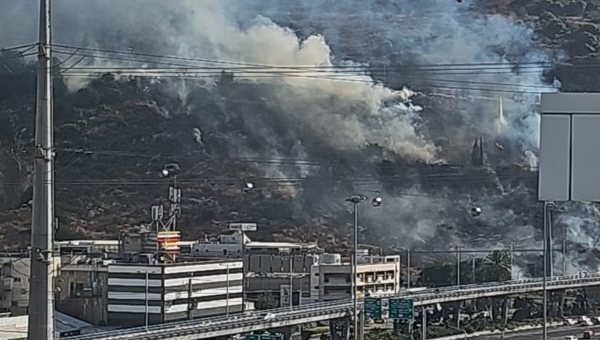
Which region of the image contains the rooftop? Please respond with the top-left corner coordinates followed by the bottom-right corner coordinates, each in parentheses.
top-left (0, 311), bottom-right (92, 339)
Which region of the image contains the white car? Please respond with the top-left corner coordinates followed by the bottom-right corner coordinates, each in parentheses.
top-left (564, 336), bottom-right (577, 340)
top-left (263, 313), bottom-right (276, 320)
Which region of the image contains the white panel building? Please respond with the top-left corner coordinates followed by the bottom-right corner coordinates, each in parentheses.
top-left (107, 259), bottom-right (243, 327)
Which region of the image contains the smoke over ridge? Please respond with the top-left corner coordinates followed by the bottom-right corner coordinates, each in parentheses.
top-left (2, 0), bottom-right (597, 274)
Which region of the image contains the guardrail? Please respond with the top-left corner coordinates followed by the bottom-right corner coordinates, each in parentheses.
top-left (68, 273), bottom-right (600, 340)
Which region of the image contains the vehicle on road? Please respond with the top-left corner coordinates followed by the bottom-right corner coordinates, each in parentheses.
top-left (564, 336), bottom-right (577, 340)
top-left (583, 330), bottom-right (595, 339)
top-left (263, 313), bottom-right (276, 320)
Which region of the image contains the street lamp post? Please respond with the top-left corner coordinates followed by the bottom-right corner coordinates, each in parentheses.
top-left (289, 255), bottom-right (294, 311)
top-left (407, 248), bottom-right (411, 290)
top-left (455, 245), bottom-right (461, 288)
top-left (542, 202), bottom-right (549, 340)
top-left (145, 271), bottom-right (149, 331)
top-left (345, 194), bottom-right (382, 340)
top-left (542, 202), bottom-right (565, 340)
top-left (225, 264), bottom-right (230, 316)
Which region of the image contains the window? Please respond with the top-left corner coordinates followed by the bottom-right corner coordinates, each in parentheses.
top-left (13, 278), bottom-right (20, 283)
top-left (223, 249), bottom-right (228, 256)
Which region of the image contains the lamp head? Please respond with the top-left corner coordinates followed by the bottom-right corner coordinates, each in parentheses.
top-left (371, 196), bottom-right (383, 207)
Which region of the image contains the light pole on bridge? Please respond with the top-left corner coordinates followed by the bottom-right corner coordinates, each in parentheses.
top-left (345, 194), bottom-right (383, 340)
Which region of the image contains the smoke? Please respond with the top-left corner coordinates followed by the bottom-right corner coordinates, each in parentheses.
top-left (4, 0), bottom-right (595, 275)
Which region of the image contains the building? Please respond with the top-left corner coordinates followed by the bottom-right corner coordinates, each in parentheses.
top-left (0, 257), bottom-right (32, 316)
top-left (309, 252), bottom-right (401, 302)
top-left (191, 231), bottom-right (323, 306)
top-left (106, 259), bottom-right (243, 327)
top-left (245, 254), bottom-right (317, 307)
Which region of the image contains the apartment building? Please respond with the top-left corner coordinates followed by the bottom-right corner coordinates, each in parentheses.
top-left (0, 257), bottom-right (32, 316)
top-left (309, 252), bottom-right (401, 302)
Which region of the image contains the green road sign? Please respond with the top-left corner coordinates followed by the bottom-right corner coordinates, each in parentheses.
top-left (364, 297), bottom-right (382, 319)
top-left (245, 335), bottom-right (261, 340)
top-left (260, 336), bottom-right (282, 340)
top-left (389, 298), bottom-right (414, 320)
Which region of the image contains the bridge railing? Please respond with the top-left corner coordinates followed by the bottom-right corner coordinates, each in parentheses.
top-left (67, 273), bottom-right (600, 340)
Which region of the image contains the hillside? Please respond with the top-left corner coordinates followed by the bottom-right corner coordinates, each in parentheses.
top-left (0, 0), bottom-right (599, 273)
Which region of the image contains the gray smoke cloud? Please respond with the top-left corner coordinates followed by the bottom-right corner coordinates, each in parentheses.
top-left (4, 0), bottom-right (595, 275)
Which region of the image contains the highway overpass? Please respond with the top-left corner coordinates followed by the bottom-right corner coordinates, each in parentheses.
top-left (68, 273), bottom-right (600, 340)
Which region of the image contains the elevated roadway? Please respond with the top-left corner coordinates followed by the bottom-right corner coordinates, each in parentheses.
top-left (69, 273), bottom-right (600, 340)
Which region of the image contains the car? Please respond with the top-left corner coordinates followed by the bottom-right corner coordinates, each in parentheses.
top-left (263, 313), bottom-right (276, 320)
top-left (564, 336), bottom-right (577, 340)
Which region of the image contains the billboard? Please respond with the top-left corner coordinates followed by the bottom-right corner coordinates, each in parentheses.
top-left (539, 93), bottom-right (600, 201)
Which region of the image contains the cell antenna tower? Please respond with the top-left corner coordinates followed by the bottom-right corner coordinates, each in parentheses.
top-left (149, 182), bottom-right (182, 261)
top-left (28, 0), bottom-right (56, 339)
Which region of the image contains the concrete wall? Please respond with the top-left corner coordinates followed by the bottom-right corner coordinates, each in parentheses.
top-left (56, 265), bottom-right (108, 325)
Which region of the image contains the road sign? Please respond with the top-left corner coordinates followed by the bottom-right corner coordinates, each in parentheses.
top-left (260, 335), bottom-right (282, 340)
top-left (364, 297), bottom-right (382, 319)
top-left (229, 223), bottom-right (258, 231)
top-left (244, 335), bottom-right (261, 340)
top-left (389, 298), bottom-right (413, 320)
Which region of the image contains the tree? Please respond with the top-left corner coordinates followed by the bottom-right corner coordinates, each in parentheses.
top-left (483, 250), bottom-right (511, 282)
top-left (255, 292), bottom-right (278, 310)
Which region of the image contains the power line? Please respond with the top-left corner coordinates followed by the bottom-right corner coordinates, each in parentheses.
top-left (0, 43), bottom-right (37, 52)
top-left (50, 43), bottom-right (558, 70)
top-left (0, 44), bottom-right (561, 95)
top-left (52, 147), bottom-right (539, 169)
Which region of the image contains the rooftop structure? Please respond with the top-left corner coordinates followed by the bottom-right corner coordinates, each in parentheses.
top-left (192, 231), bottom-right (322, 257)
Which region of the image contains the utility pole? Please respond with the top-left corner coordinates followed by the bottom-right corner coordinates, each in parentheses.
top-left (28, 0), bottom-right (55, 339)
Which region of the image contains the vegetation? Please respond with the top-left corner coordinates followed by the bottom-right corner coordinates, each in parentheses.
top-left (419, 250), bottom-right (512, 287)
top-left (255, 293), bottom-right (278, 310)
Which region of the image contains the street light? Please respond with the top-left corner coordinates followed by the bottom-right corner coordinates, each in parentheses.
top-left (542, 201), bottom-right (564, 340)
top-left (345, 194), bottom-right (382, 340)
top-left (470, 206), bottom-right (482, 217)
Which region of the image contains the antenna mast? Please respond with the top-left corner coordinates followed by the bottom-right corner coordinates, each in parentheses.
top-left (28, 0), bottom-right (55, 338)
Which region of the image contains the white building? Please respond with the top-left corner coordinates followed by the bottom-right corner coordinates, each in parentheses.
top-left (106, 259), bottom-right (243, 327)
top-left (309, 252), bottom-right (401, 302)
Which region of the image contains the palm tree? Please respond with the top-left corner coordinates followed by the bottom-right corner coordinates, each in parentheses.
top-left (483, 250), bottom-right (511, 282)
